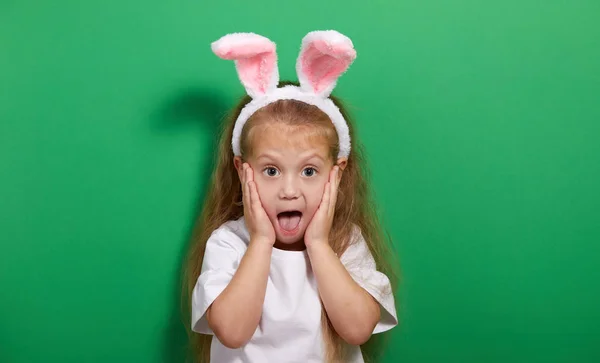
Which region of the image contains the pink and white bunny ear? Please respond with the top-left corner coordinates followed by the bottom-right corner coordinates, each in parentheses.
top-left (212, 33), bottom-right (279, 99)
top-left (296, 30), bottom-right (357, 97)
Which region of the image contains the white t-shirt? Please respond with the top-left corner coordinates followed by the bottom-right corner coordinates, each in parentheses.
top-left (191, 216), bottom-right (397, 363)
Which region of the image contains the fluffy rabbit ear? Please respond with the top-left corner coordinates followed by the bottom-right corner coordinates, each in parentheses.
top-left (296, 30), bottom-right (356, 97)
top-left (212, 33), bottom-right (279, 98)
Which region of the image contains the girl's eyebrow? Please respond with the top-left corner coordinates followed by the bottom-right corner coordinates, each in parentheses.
top-left (255, 151), bottom-right (326, 163)
top-left (301, 153), bottom-right (325, 162)
top-left (256, 152), bottom-right (280, 161)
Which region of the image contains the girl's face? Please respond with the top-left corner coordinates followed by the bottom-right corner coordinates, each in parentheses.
top-left (235, 122), bottom-right (346, 250)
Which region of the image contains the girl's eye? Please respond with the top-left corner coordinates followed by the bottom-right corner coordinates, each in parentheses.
top-left (263, 167), bottom-right (280, 177)
top-left (302, 167), bottom-right (317, 177)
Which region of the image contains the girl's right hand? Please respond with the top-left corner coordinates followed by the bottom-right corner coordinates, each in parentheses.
top-left (241, 163), bottom-right (276, 246)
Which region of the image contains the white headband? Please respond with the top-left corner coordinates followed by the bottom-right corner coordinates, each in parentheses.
top-left (211, 30), bottom-right (357, 158)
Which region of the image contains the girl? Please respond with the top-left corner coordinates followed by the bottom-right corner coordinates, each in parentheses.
top-left (183, 30), bottom-right (400, 363)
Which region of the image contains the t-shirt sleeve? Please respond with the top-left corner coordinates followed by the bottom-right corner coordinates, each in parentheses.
top-left (191, 229), bottom-right (242, 335)
top-left (339, 228), bottom-right (398, 334)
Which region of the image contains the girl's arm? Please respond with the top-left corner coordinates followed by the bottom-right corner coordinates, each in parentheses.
top-left (304, 166), bottom-right (380, 345)
top-left (207, 163), bottom-right (276, 348)
top-left (307, 242), bottom-right (380, 345)
top-left (206, 240), bottom-right (272, 348)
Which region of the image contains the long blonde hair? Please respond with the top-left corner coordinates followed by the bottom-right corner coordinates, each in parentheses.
top-left (182, 81), bottom-right (400, 362)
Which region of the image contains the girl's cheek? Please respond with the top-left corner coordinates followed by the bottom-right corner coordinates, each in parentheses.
top-left (253, 179), bottom-right (275, 212)
top-left (310, 183), bottom-right (326, 206)
top-left (318, 177), bottom-right (328, 193)
top-left (255, 178), bottom-right (274, 196)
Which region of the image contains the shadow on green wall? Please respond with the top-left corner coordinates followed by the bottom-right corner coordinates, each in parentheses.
top-left (152, 87), bottom-right (231, 363)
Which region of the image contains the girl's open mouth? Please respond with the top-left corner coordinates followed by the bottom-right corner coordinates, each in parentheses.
top-left (277, 211), bottom-right (303, 234)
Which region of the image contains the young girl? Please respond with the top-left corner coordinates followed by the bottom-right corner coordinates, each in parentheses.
top-left (184, 30), bottom-right (400, 363)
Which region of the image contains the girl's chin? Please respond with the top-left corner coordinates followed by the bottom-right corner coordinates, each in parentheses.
top-left (275, 228), bottom-right (304, 242)
top-left (274, 224), bottom-right (306, 248)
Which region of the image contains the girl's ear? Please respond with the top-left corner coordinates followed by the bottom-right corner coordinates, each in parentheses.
top-left (296, 30), bottom-right (356, 98)
top-left (212, 33), bottom-right (279, 99)
top-left (233, 156), bottom-right (244, 182)
top-left (336, 157), bottom-right (348, 183)
top-left (336, 157), bottom-right (348, 171)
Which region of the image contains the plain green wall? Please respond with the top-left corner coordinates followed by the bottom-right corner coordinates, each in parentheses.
top-left (1, 1), bottom-right (599, 362)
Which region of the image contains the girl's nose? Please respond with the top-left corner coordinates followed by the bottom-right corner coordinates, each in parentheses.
top-left (279, 177), bottom-right (300, 200)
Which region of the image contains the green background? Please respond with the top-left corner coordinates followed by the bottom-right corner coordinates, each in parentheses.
top-left (1, 1), bottom-right (599, 362)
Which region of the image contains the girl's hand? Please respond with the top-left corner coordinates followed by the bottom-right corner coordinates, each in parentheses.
top-left (304, 166), bottom-right (340, 248)
top-left (241, 163), bottom-right (276, 246)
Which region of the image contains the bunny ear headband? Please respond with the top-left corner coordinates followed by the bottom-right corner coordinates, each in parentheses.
top-left (211, 30), bottom-right (357, 158)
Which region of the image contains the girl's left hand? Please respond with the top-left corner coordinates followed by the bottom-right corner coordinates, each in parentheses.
top-left (304, 166), bottom-right (341, 248)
